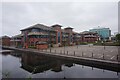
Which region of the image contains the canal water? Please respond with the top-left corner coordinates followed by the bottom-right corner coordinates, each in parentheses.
top-left (1, 50), bottom-right (120, 78)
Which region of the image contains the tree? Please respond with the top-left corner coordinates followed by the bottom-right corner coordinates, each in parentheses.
top-left (116, 33), bottom-right (120, 45)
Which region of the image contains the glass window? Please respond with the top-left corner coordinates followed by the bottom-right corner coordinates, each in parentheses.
top-left (31, 29), bottom-right (39, 32)
top-left (58, 32), bottom-right (60, 43)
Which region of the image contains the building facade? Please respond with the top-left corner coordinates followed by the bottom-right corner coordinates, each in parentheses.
top-left (20, 24), bottom-right (56, 48)
top-left (89, 27), bottom-right (111, 41)
top-left (80, 31), bottom-right (99, 43)
top-left (0, 36), bottom-right (11, 46)
top-left (8, 24), bottom-right (100, 48)
top-left (19, 24), bottom-right (82, 48)
top-left (10, 34), bottom-right (23, 47)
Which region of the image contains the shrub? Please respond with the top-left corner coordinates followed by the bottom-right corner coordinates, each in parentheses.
top-left (28, 46), bottom-right (36, 49)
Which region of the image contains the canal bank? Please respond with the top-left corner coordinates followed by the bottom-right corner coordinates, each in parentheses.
top-left (2, 46), bottom-right (120, 72)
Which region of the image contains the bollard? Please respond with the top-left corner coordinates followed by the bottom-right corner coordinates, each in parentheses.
top-left (67, 51), bottom-right (68, 55)
top-left (117, 55), bottom-right (118, 61)
top-left (92, 53), bottom-right (93, 58)
top-left (82, 52), bottom-right (83, 57)
top-left (92, 67), bottom-right (93, 70)
top-left (64, 50), bottom-right (65, 55)
top-left (117, 72), bottom-right (118, 75)
top-left (104, 46), bottom-right (105, 50)
top-left (103, 53), bottom-right (104, 59)
top-left (74, 51), bottom-right (75, 56)
top-left (55, 50), bottom-right (56, 53)
top-left (60, 50), bottom-right (62, 54)
top-left (82, 65), bottom-right (84, 68)
top-left (50, 49), bottom-right (51, 53)
top-left (103, 69), bottom-right (105, 72)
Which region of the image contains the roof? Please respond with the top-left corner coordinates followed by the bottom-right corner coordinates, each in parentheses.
top-left (72, 31), bottom-right (79, 34)
top-left (0, 35), bottom-right (11, 39)
top-left (90, 27), bottom-right (110, 30)
top-left (11, 34), bottom-right (23, 38)
top-left (80, 31), bottom-right (97, 35)
top-left (51, 24), bottom-right (62, 27)
top-left (20, 24), bottom-right (55, 31)
top-left (64, 27), bottom-right (73, 29)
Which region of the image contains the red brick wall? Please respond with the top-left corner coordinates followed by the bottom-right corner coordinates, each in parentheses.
top-left (2, 38), bottom-right (10, 46)
top-left (29, 38), bottom-right (48, 42)
top-left (82, 37), bottom-right (98, 42)
top-left (36, 44), bottom-right (48, 50)
top-left (54, 28), bottom-right (62, 44)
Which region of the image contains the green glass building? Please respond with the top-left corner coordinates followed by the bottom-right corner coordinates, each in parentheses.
top-left (89, 27), bottom-right (111, 40)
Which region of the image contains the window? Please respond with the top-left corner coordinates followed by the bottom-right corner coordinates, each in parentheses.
top-left (31, 29), bottom-right (39, 32)
top-left (58, 32), bottom-right (60, 43)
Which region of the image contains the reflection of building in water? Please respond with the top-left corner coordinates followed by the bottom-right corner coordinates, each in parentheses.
top-left (51, 60), bottom-right (62, 72)
top-left (65, 63), bottom-right (73, 67)
top-left (21, 53), bottom-right (73, 74)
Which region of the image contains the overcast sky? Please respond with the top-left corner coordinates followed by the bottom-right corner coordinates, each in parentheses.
top-left (2, 2), bottom-right (118, 37)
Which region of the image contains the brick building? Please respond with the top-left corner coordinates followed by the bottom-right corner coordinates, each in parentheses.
top-left (20, 24), bottom-right (56, 48)
top-left (10, 34), bottom-right (23, 47)
top-left (0, 36), bottom-right (11, 46)
top-left (19, 24), bottom-right (81, 48)
top-left (10, 24), bottom-right (99, 48)
top-left (80, 31), bottom-right (99, 42)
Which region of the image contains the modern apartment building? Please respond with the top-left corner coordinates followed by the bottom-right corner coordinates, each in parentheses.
top-left (89, 27), bottom-right (111, 41)
top-left (9, 24), bottom-right (99, 48)
top-left (18, 24), bottom-right (82, 48)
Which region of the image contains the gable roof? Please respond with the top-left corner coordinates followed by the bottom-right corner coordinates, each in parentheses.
top-left (20, 24), bottom-right (55, 31)
top-left (0, 35), bottom-right (11, 39)
top-left (64, 27), bottom-right (73, 30)
top-left (51, 24), bottom-right (62, 27)
top-left (80, 31), bottom-right (97, 35)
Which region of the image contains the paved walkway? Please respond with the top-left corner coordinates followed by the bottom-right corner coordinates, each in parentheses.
top-left (2, 45), bottom-right (120, 62)
top-left (43, 45), bottom-right (119, 61)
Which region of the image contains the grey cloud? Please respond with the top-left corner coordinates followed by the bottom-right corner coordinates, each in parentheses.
top-left (2, 2), bottom-right (118, 36)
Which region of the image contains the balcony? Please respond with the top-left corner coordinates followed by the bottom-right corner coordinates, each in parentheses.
top-left (28, 32), bottom-right (48, 36)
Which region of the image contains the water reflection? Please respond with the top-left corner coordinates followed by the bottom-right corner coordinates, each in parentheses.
top-left (2, 50), bottom-right (119, 78)
top-left (21, 53), bottom-right (74, 74)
